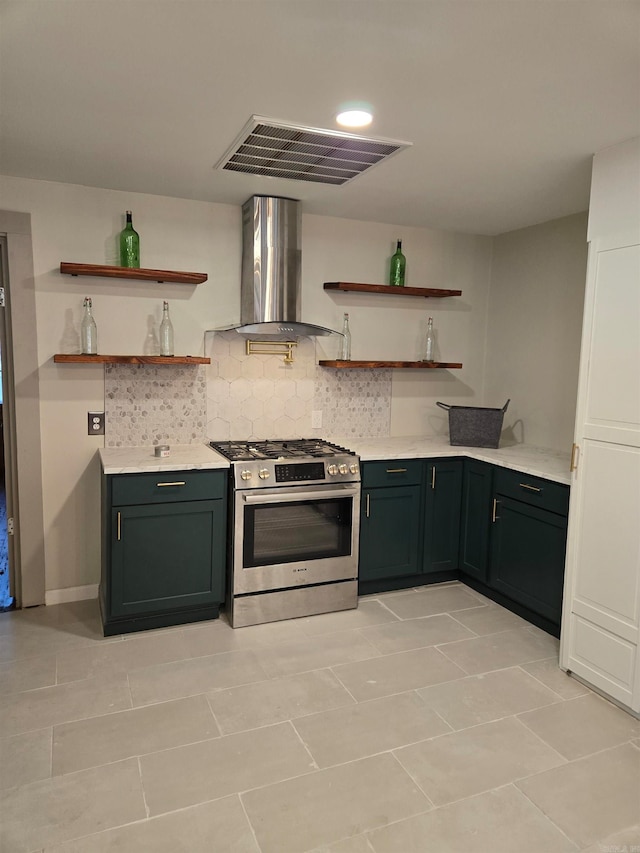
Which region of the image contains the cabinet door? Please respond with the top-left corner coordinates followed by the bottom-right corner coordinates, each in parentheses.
top-left (110, 499), bottom-right (225, 618)
top-left (490, 496), bottom-right (567, 624)
top-left (459, 459), bottom-right (494, 581)
top-left (359, 485), bottom-right (422, 582)
top-left (423, 459), bottom-right (463, 574)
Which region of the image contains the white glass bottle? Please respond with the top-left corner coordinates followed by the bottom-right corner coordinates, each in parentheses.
top-left (339, 312), bottom-right (351, 361)
top-left (80, 297), bottom-right (98, 354)
top-left (424, 316), bottom-right (435, 362)
top-left (159, 301), bottom-right (174, 356)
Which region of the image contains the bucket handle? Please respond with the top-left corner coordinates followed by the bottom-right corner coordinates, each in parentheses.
top-left (437, 399), bottom-right (510, 412)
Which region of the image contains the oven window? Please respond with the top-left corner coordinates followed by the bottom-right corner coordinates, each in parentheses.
top-left (243, 497), bottom-right (352, 568)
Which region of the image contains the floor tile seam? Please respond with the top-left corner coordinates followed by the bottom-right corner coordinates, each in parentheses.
top-left (510, 778), bottom-right (584, 850)
top-left (236, 791), bottom-right (265, 853)
top-left (287, 719), bottom-right (321, 771)
top-left (435, 623), bottom-right (548, 652)
top-left (512, 701), bottom-right (637, 762)
top-left (2, 754), bottom-right (144, 800)
top-left (432, 644), bottom-right (561, 676)
top-left (516, 660), bottom-right (586, 700)
top-left (392, 750), bottom-right (577, 812)
top-left (1, 694), bottom-right (137, 737)
top-left (137, 755), bottom-right (151, 819)
top-left (298, 726), bottom-right (461, 773)
top-left (127, 680), bottom-right (270, 709)
top-left (50, 695), bottom-right (222, 741)
top-left (385, 748), bottom-right (437, 810)
top-left (51, 723), bottom-right (241, 780)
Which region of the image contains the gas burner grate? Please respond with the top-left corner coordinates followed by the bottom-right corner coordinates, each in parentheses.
top-left (209, 438), bottom-right (356, 462)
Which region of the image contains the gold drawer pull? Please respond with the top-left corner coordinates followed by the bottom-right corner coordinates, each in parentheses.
top-left (519, 483), bottom-right (542, 492)
top-left (431, 466), bottom-right (436, 489)
top-left (117, 511), bottom-right (121, 540)
top-left (386, 468), bottom-right (407, 474)
top-left (366, 493), bottom-right (370, 518)
top-left (156, 481), bottom-right (186, 487)
top-left (492, 498), bottom-right (499, 523)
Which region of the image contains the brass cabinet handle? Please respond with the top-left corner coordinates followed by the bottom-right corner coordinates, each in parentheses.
top-left (570, 443), bottom-right (580, 472)
top-left (156, 481), bottom-right (186, 487)
top-left (117, 511), bottom-right (121, 541)
top-left (386, 468), bottom-right (407, 474)
top-left (519, 483), bottom-right (542, 492)
top-left (366, 493), bottom-right (370, 518)
top-left (431, 465), bottom-right (436, 490)
top-left (492, 498), bottom-right (499, 523)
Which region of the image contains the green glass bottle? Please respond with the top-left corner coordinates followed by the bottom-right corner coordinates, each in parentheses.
top-left (389, 239), bottom-right (406, 286)
top-left (119, 210), bottom-right (140, 268)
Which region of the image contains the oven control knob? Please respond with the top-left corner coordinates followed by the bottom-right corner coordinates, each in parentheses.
top-left (240, 469), bottom-right (252, 481)
top-left (258, 468), bottom-right (270, 480)
top-left (327, 464), bottom-right (338, 476)
top-left (338, 463), bottom-right (348, 475)
top-left (349, 463), bottom-right (359, 474)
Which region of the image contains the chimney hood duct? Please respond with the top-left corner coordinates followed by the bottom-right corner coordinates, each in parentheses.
top-left (228, 195), bottom-right (335, 337)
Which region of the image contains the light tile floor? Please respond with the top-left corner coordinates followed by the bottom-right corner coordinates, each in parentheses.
top-left (0, 582), bottom-right (638, 852)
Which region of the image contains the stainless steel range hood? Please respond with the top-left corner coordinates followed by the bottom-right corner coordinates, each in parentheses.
top-left (223, 195), bottom-right (335, 337)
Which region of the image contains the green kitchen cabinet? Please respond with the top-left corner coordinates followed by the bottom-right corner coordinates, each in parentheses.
top-left (423, 458), bottom-right (463, 574)
top-left (489, 468), bottom-right (569, 627)
top-left (100, 469), bottom-right (227, 635)
top-left (459, 458), bottom-right (494, 582)
top-left (358, 460), bottom-right (423, 589)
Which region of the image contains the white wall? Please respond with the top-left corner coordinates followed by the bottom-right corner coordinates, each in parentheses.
top-left (0, 175), bottom-right (492, 594)
top-left (484, 213), bottom-right (588, 452)
top-left (587, 136), bottom-right (640, 241)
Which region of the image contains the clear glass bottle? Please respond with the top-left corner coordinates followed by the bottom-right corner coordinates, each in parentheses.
top-left (119, 210), bottom-right (140, 268)
top-left (80, 297), bottom-right (98, 354)
top-left (339, 312), bottom-right (351, 360)
top-left (389, 239), bottom-right (406, 287)
top-left (159, 300), bottom-right (174, 356)
top-left (424, 316), bottom-right (435, 362)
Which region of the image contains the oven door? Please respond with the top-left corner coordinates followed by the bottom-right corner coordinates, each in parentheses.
top-left (233, 482), bottom-right (360, 594)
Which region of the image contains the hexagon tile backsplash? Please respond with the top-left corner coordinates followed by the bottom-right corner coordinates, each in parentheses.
top-left (104, 332), bottom-right (392, 446)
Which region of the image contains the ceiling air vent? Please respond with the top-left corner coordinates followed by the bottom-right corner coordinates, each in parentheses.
top-left (215, 116), bottom-right (411, 186)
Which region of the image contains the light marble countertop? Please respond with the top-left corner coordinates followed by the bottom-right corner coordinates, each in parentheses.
top-left (100, 437), bottom-right (571, 485)
top-left (333, 436), bottom-right (571, 485)
top-left (99, 444), bottom-right (230, 474)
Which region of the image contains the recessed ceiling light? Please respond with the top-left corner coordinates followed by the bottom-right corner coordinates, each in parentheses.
top-left (336, 109), bottom-right (373, 128)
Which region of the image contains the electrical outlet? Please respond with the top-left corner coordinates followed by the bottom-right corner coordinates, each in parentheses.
top-left (311, 410), bottom-right (322, 429)
top-left (88, 411), bottom-right (105, 435)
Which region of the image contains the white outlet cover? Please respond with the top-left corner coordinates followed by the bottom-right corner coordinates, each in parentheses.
top-left (311, 410), bottom-right (322, 429)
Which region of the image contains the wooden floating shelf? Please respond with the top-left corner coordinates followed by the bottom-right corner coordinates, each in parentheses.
top-left (318, 360), bottom-right (463, 369)
top-left (54, 354), bottom-right (210, 365)
top-left (60, 262), bottom-right (207, 285)
top-left (323, 282), bottom-right (462, 298)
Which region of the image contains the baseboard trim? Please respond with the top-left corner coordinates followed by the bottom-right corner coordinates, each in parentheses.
top-left (45, 584), bottom-right (99, 605)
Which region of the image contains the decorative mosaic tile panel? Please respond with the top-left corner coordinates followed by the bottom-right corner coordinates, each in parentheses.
top-left (315, 368), bottom-right (392, 438)
top-left (104, 364), bottom-right (207, 447)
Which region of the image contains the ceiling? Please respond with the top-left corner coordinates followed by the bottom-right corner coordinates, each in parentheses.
top-left (1, 0), bottom-right (638, 236)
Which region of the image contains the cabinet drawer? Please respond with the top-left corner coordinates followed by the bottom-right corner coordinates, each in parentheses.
top-left (494, 468), bottom-right (569, 516)
top-left (362, 459), bottom-right (423, 488)
top-left (111, 470), bottom-right (226, 506)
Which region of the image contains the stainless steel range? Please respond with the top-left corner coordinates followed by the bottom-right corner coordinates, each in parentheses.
top-left (209, 439), bottom-right (361, 627)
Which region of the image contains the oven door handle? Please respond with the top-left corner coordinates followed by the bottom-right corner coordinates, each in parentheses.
top-left (243, 488), bottom-right (358, 504)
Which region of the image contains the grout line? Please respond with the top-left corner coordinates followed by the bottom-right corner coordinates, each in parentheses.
top-left (137, 755), bottom-right (151, 819)
top-left (237, 792), bottom-right (265, 853)
top-left (511, 782), bottom-right (582, 850)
